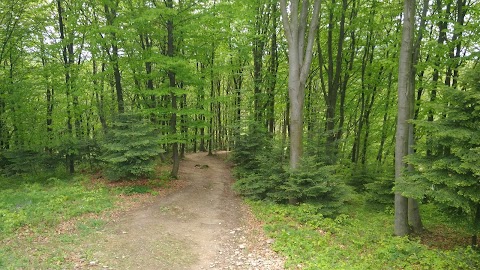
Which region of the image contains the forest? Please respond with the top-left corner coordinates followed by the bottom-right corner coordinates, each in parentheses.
top-left (1, 0), bottom-right (480, 268)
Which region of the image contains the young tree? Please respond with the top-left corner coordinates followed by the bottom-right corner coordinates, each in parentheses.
top-left (402, 68), bottom-right (480, 246)
top-left (280, 0), bottom-right (321, 170)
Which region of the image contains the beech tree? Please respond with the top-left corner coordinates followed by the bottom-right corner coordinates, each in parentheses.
top-left (394, 0), bottom-right (415, 237)
top-left (280, 0), bottom-right (321, 170)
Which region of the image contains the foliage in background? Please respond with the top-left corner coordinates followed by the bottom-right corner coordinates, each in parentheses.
top-left (0, 150), bottom-right (63, 176)
top-left (231, 122), bottom-right (274, 174)
top-left (364, 174), bottom-right (395, 206)
top-left (101, 113), bottom-right (164, 180)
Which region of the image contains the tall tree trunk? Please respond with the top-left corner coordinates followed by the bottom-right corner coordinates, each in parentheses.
top-left (180, 93), bottom-right (187, 158)
top-left (208, 43), bottom-right (215, 156)
top-left (376, 70), bottom-right (393, 165)
top-left (394, 0), bottom-right (415, 237)
top-left (453, 0), bottom-right (466, 88)
top-left (324, 0), bottom-right (347, 165)
top-left (252, 3), bottom-right (268, 122)
top-left (280, 0), bottom-right (321, 170)
top-left (216, 80), bottom-right (222, 150)
top-left (166, 0), bottom-right (179, 178)
top-left (105, 2), bottom-right (124, 114)
top-left (93, 60), bottom-right (108, 132)
top-left (231, 58), bottom-right (244, 145)
top-left (40, 39), bottom-right (54, 152)
top-left (266, 1), bottom-right (279, 134)
top-left (197, 63), bottom-right (206, 152)
top-left (407, 0), bottom-right (430, 234)
top-left (335, 1), bottom-right (357, 150)
top-left (141, 34), bottom-right (156, 109)
top-left (57, 0), bottom-right (75, 174)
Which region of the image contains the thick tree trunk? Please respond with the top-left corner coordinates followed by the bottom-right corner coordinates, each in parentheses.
top-left (288, 77), bottom-right (304, 169)
top-left (280, 0), bottom-right (321, 170)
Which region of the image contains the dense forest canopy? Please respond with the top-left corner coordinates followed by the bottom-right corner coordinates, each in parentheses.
top-left (0, 0), bottom-right (479, 238)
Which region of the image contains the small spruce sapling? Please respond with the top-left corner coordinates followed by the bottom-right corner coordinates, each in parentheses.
top-left (101, 113), bottom-right (164, 180)
top-left (400, 69), bottom-right (480, 246)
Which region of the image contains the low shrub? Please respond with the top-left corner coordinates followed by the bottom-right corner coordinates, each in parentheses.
top-left (233, 142), bottom-right (352, 216)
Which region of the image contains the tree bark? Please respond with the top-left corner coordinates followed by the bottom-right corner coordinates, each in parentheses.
top-left (280, 0), bottom-right (321, 170)
top-left (166, 0), bottom-right (179, 178)
top-left (104, 2), bottom-right (124, 114)
top-left (266, 1), bottom-right (279, 134)
top-left (407, 0), bottom-right (429, 234)
top-left (323, 0), bottom-right (347, 165)
top-left (208, 43), bottom-right (215, 156)
top-left (394, 0), bottom-right (415, 237)
top-left (57, 0), bottom-right (75, 174)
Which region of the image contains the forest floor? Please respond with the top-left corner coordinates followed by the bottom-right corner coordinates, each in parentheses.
top-left (72, 151), bottom-right (284, 269)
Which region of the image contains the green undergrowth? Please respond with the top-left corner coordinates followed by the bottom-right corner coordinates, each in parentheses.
top-left (0, 175), bottom-right (114, 236)
top-left (0, 171), bottom-right (170, 268)
top-left (248, 200), bottom-right (480, 270)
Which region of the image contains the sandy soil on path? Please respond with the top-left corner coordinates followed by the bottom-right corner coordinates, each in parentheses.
top-left (80, 151), bottom-right (284, 270)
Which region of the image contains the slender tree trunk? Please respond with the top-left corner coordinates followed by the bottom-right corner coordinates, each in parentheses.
top-left (104, 3), bottom-right (124, 114)
top-left (41, 40), bottom-right (54, 152)
top-left (180, 93), bottom-right (187, 158)
top-left (252, 2), bottom-right (272, 123)
top-left (141, 34), bottom-right (156, 109)
top-left (196, 63), bottom-right (206, 152)
top-left (231, 58), bottom-right (243, 145)
top-left (208, 43), bottom-right (215, 156)
top-left (57, 0), bottom-right (75, 174)
top-left (407, 0), bottom-right (429, 234)
top-left (267, 1), bottom-right (279, 134)
top-left (376, 71), bottom-right (393, 164)
top-left (472, 204), bottom-right (480, 247)
top-left (166, 0), bottom-right (179, 178)
top-left (324, 0), bottom-right (346, 165)
top-left (394, 0), bottom-right (415, 237)
top-left (93, 60), bottom-right (108, 132)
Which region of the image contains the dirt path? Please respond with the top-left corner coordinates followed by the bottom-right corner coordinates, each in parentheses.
top-left (81, 152), bottom-right (284, 269)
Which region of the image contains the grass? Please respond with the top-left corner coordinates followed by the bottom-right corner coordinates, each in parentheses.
top-left (0, 169), bottom-right (172, 269)
top-left (0, 175), bottom-right (114, 235)
top-left (248, 198), bottom-right (480, 269)
top-left (0, 173), bottom-right (115, 268)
